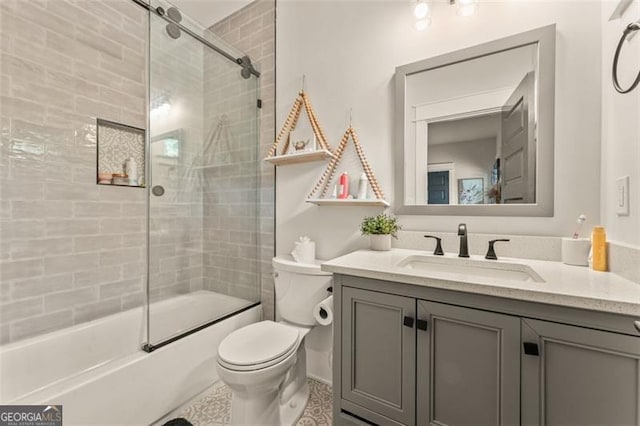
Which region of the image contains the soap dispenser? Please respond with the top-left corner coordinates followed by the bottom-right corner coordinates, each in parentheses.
top-left (591, 226), bottom-right (608, 272)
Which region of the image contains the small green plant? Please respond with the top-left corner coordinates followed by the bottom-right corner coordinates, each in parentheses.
top-left (360, 213), bottom-right (402, 238)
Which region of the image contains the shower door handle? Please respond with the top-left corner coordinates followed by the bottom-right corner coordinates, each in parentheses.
top-left (152, 185), bottom-right (165, 196)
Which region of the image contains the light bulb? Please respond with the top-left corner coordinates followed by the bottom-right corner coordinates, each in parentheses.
top-left (415, 18), bottom-right (430, 31)
top-left (456, 0), bottom-right (478, 16)
top-left (414, 1), bottom-right (429, 19)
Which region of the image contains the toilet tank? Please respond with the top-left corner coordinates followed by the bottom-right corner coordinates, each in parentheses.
top-left (273, 255), bottom-right (333, 326)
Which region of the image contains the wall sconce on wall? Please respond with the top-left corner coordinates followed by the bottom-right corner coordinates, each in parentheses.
top-left (414, 0), bottom-right (478, 30)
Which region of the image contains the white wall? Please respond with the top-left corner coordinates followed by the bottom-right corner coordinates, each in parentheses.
top-left (276, 0), bottom-right (602, 261)
top-left (406, 42), bottom-right (536, 107)
top-left (601, 0), bottom-right (640, 248)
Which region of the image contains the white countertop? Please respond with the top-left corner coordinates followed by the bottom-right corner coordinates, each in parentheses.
top-left (321, 249), bottom-right (640, 316)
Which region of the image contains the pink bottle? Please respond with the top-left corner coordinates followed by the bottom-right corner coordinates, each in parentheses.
top-left (338, 172), bottom-right (349, 199)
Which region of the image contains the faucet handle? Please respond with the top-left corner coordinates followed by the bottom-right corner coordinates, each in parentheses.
top-left (424, 235), bottom-right (444, 256)
top-left (486, 239), bottom-right (510, 260)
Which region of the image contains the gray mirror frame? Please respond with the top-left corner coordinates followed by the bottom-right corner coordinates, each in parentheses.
top-left (394, 24), bottom-right (556, 217)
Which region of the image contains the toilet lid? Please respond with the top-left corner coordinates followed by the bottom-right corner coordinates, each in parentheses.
top-left (218, 321), bottom-right (300, 368)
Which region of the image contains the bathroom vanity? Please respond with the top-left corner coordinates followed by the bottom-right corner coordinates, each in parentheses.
top-left (322, 249), bottom-right (640, 426)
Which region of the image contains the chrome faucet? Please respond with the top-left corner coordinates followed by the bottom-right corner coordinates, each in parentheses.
top-left (458, 223), bottom-right (470, 258)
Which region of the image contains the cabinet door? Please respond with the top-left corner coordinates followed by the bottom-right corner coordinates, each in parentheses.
top-left (417, 301), bottom-right (521, 426)
top-left (342, 286), bottom-right (416, 426)
top-left (522, 319), bottom-right (640, 426)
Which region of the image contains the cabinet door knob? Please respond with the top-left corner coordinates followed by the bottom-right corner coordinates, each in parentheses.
top-left (634, 321), bottom-right (640, 333)
top-left (416, 319), bottom-right (428, 331)
top-left (403, 316), bottom-right (414, 328)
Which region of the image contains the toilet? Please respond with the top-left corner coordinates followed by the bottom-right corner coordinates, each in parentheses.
top-left (216, 255), bottom-right (333, 426)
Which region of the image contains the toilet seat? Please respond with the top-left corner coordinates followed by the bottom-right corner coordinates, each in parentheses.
top-left (218, 321), bottom-right (300, 372)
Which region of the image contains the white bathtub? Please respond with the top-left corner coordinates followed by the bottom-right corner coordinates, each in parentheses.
top-left (0, 291), bottom-right (261, 425)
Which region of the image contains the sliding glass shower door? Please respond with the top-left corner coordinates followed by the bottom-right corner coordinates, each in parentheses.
top-left (145, 0), bottom-right (260, 348)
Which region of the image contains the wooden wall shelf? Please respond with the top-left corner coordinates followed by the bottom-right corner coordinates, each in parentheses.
top-left (264, 149), bottom-right (335, 166)
top-left (306, 198), bottom-right (390, 207)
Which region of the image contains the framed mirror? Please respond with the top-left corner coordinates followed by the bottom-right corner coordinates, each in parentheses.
top-left (395, 25), bottom-right (555, 216)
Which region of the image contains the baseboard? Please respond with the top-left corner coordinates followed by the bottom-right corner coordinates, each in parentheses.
top-left (307, 373), bottom-right (332, 387)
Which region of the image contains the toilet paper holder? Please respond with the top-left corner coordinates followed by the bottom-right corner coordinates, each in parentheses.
top-left (318, 287), bottom-right (333, 320)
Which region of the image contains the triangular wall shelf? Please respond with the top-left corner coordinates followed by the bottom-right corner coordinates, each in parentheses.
top-left (264, 90), bottom-right (335, 164)
top-left (308, 126), bottom-right (386, 205)
top-left (306, 198), bottom-right (390, 207)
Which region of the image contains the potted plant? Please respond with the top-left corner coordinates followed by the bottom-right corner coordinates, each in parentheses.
top-left (360, 213), bottom-right (401, 251)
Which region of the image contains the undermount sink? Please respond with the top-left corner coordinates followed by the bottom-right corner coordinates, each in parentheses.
top-left (397, 255), bottom-right (545, 283)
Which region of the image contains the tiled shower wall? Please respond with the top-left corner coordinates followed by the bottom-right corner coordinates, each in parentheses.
top-left (0, 0), bottom-right (147, 343)
top-left (0, 0), bottom-right (272, 344)
top-left (200, 50), bottom-right (260, 305)
top-left (147, 15), bottom-right (205, 303)
top-left (208, 0), bottom-right (276, 320)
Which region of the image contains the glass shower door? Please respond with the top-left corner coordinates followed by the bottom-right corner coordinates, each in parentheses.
top-left (145, 0), bottom-right (260, 348)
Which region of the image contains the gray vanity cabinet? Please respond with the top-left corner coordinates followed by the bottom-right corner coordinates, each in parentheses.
top-left (341, 286), bottom-right (416, 426)
top-left (416, 301), bottom-right (521, 426)
top-left (521, 319), bottom-right (640, 426)
top-left (340, 287), bottom-right (521, 426)
top-left (335, 275), bottom-right (640, 426)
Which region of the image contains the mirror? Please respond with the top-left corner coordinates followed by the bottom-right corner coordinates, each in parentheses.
top-left (395, 25), bottom-right (555, 216)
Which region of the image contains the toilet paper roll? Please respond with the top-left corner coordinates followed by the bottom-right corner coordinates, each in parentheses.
top-left (562, 237), bottom-right (591, 266)
top-left (291, 240), bottom-right (315, 264)
top-left (314, 295), bottom-right (333, 326)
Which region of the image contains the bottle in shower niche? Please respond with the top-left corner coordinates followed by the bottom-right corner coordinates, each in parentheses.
top-left (338, 172), bottom-right (349, 199)
top-left (125, 158), bottom-right (138, 186)
top-left (591, 226), bottom-right (608, 272)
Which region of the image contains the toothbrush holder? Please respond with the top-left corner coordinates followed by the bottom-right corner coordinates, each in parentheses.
top-left (561, 237), bottom-right (591, 267)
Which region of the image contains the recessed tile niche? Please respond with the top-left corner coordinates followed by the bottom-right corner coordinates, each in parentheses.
top-left (97, 119), bottom-right (146, 188)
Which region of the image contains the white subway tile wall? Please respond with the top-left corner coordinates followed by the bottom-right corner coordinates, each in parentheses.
top-left (0, 0), bottom-right (148, 344)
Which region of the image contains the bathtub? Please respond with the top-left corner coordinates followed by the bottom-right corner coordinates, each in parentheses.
top-left (0, 290), bottom-right (261, 425)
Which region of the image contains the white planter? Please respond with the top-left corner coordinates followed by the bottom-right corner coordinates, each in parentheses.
top-left (370, 234), bottom-right (392, 251)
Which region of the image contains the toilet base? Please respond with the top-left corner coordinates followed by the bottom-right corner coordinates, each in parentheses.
top-left (279, 379), bottom-right (309, 426)
top-left (279, 343), bottom-right (309, 425)
top-left (223, 341), bottom-right (311, 426)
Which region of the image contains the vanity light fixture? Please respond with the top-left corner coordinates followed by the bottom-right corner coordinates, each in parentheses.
top-left (413, 0), bottom-right (432, 31)
top-left (413, 0), bottom-right (477, 31)
top-left (414, 0), bottom-right (430, 19)
top-left (414, 0), bottom-right (432, 29)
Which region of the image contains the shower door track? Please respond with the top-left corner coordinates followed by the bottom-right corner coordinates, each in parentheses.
top-left (142, 302), bottom-right (261, 352)
top-left (129, 0), bottom-right (260, 78)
